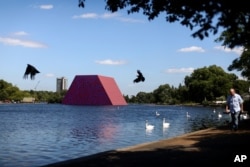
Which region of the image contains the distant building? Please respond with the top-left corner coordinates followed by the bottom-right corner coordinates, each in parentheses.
top-left (22, 97), bottom-right (35, 103)
top-left (56, 77), bottom-right (67, 92)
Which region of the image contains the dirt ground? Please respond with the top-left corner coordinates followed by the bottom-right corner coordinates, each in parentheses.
top-left (42, 119), bottom-right (250, 167)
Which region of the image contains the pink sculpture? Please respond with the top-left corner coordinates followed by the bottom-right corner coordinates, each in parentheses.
top-left (62, 75), bottom-right (127, 105)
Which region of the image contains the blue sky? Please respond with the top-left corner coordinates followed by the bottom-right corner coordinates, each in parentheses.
top-left (0, 0), bottom-right (244, 96)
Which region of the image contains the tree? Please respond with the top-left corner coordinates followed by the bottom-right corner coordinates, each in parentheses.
top-left (136, 92), bottom-right (155, 103)
top-left (123, 95), bottom-right (130, 103)
top-left (176, 84), bottom-right (190, 103)
top-left (227, 48), bottom-right (250, 80)
top-left (232, 80), bottom-right (250, 95)
top-left (0, 80), bottom-right (9, 100)
top-left (216, 28), bottom-right (250, 80)
top-left (184, 65), bottom-right (237, 103)
top-left (129, 95), bottom-right (138, 103)
top-left (153, 84), bottom-right (174, 104)
top-left (0, 79), bottom-right (22, 101)
top-left (79, 0), bottom-right (250, 48)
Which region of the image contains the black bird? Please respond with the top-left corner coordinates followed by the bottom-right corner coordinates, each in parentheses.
top-left (23, 64), bottom-right (40, 80)
top-left (78, 0), bottom-right (85, 7)
top-left (133, 70), bottom-right (145, 83)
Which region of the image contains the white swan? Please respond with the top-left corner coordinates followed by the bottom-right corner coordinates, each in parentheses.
top-left (145, 120), bottom-right (154, 130)
top-left (186, 112), bottom-right (190, 118)
top-left (241, 113), bottom-right (248, 120)
top-left (218, 112), bottom-right (222, 118)
top-left (213, 109), bottom-right (216, 113)
top-left (163, 118), bottom-right (170, 128)
top-left (156, 111), bottom-right (160, 116)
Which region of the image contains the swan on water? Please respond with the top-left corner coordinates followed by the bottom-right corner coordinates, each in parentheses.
top-left (241, 113), bottom-right (248, 120)
top-left (163, 118), bottom-right (170, 128)
top-left (145, 120), bottom-right (154, 130)
top-left (186, 112), bottom-right (190, 118)
top-left (218, 112), bottom-right (222, 118)
top-left (156, 111), bottom-right (160, 116)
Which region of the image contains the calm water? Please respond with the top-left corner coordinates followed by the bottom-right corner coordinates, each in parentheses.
top-left (0, 104), bottom-right (230, 167)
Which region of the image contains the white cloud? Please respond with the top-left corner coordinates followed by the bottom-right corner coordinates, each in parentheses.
top-left (165, 67), bottom-right (195, 74)
top-left (101, 13), bottom-right (119, 19)
top-left (95, 59), bottom-right (127, 65)
top-left (214, 46), bottom-right (243, 55)
top-left (72, 12), bottom-right (145, 23)
top-left (117, 17), bottom-right (145, 23)
top-left (39, 4), bottom-right (53, 10)
top-left (44, 73), bottom-right (55, 78)
top-left (178, 46), bottom-right (205, 52)
top-left (72, 13), bottom-right (98, 19)
top-left (13, 31), bottom-right (28, 36)
top-left (0, 37), bottom-right (47, 48)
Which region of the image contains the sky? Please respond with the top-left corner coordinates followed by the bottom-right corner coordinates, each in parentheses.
top-left (0, 0), bottom-right (244, 96)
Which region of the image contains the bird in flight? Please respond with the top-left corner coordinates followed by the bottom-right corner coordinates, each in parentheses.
top-left (133, 70), bottom-right (145, 83)
top-left (23, 64), bottom-right (40, 80)
top-left (78, 0), bottom-right (85, 7)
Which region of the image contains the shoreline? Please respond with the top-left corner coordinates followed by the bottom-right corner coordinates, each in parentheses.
top-left (42, 119), bottom-right (250, 167)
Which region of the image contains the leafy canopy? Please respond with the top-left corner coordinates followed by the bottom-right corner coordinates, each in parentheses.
top-left (228, 48), bottom-right (250, 80)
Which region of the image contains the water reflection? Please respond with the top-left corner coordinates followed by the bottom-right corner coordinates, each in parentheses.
top-left (70, 123), bottom-right (117, 140)
top-left (145, 129), bottom-right (154, 136)
top-left (162, 126), bottom-right (169, 137)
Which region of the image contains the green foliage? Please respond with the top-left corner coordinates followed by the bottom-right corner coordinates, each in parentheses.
top-left (153, 84), bottom-right (178, 104)
top-left (184, 65), bottom-right (238, 103)
top-left (227, 47), bottom-right (250, 80)
top-left (0, 79), bottom-right (66, 103)
top-left (136, 92), bottom-right (155, 104)
top-left (47, 90), bottom-right (67, 103)
top-left (0, 79), bottom-right (23, 101)
top-left (232, 80), bottom-right (250, 95)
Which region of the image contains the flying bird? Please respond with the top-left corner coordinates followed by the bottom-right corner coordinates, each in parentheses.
top-left (78, 0), bottom-right (85, 7)
top-left (23, 64), bottom-right (40, 80)
top-left (133, 70), bottom-right (145, 83)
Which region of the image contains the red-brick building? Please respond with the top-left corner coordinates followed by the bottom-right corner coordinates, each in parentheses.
top-left (62, 75), bottom-right (127, 105)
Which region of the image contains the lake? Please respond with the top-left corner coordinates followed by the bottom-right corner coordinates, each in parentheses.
top-left (0, 104), bottom-right (230, 167)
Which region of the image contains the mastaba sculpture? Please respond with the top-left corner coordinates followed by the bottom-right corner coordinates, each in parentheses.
top-left (62, 75), bottom-right (127, 105)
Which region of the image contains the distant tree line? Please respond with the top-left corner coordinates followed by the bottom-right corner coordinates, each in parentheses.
top-left (0, 79), bottom-right (66, 103)
top-left (124, 65), bottom-right (250, 105)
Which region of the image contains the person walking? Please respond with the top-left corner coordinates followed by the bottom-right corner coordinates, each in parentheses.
top-left (225, 88), bottom-right (244, 131)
